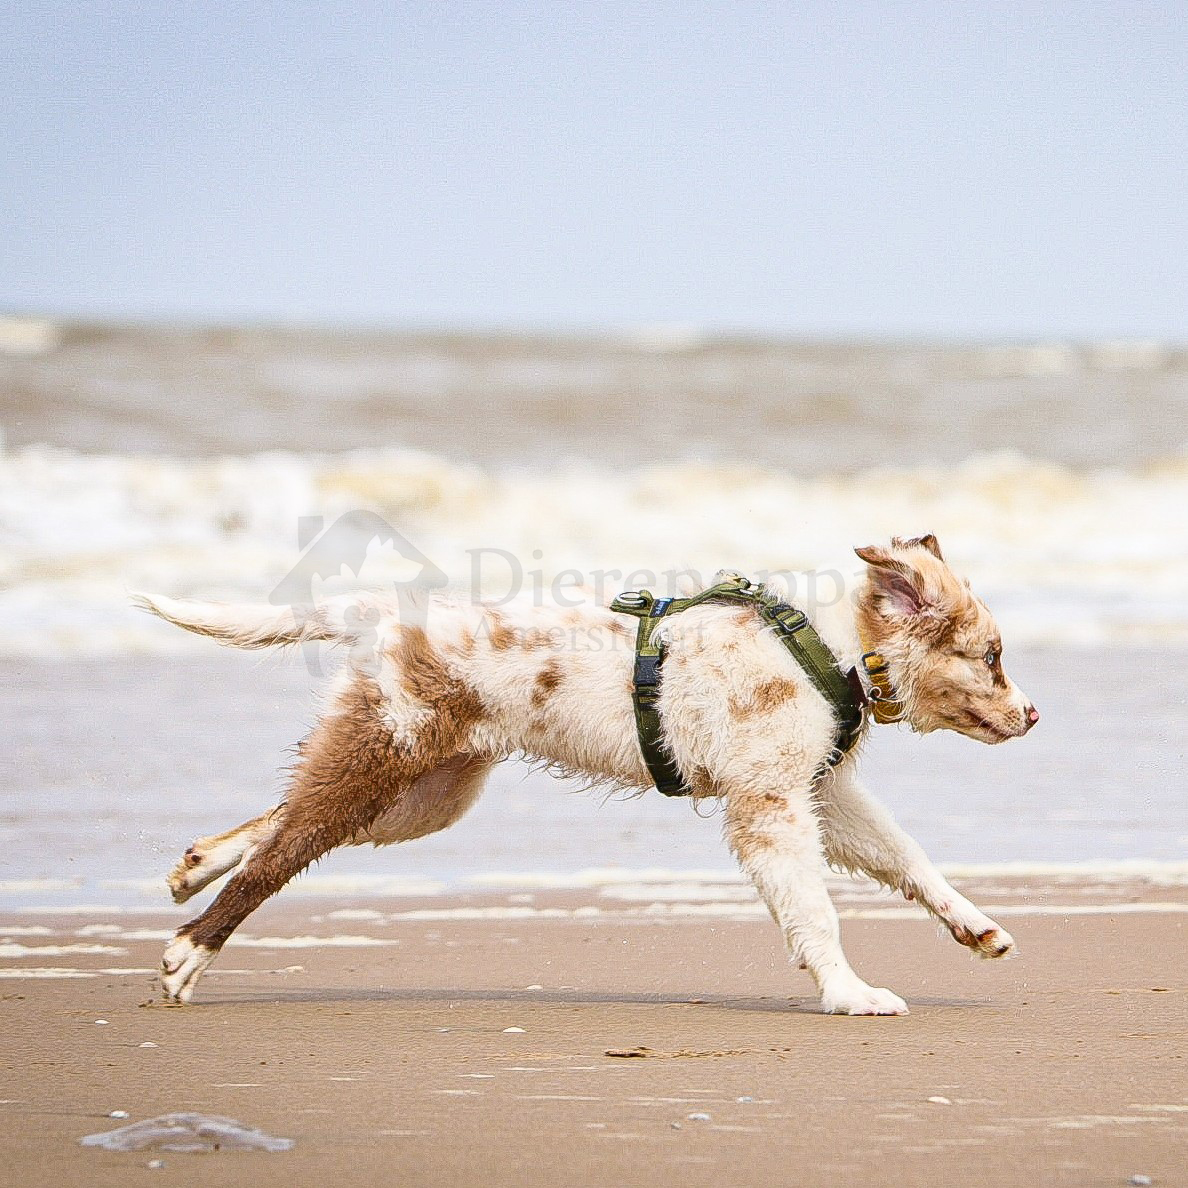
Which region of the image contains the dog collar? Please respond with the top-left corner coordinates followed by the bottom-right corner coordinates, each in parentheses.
top-left (857, 646), bottom-right (908, 725)
top-left (611, 573), bottom-right (867, 796)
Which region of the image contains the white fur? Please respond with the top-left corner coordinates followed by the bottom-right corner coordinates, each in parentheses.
top-left (160, 936), bottom-right (216, 1004)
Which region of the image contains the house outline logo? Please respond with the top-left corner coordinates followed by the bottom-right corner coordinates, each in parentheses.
top-left (269, 510), bottom-right (449, 675)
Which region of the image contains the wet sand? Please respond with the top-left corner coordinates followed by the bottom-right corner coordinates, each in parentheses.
top-left (3, 881), bottom-right (1185, 1187)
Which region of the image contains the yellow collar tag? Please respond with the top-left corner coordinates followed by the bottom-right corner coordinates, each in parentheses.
top-left (860, 650), bottom-right (907, 724)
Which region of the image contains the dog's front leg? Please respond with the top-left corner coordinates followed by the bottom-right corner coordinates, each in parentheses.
top-left (816, 768), bottom-right (1015, 959)
top-left (724, 785), bottom-right (908, 1015)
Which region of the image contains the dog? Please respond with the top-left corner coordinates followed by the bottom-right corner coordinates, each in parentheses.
top-left (134, 534), bottom-right (1038, 1014)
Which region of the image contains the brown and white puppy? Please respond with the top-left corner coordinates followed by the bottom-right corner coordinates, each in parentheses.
top-left (134, 534), bottom-right (1037, 1014)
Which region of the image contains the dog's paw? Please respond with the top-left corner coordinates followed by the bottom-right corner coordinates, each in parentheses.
top-left (972, 926), bottom-right (1016, 959)
top-left (167, 838), bottom-right (249, 904)
top-left (949, 920), bottom-right (1016, 960)
top-left (822, 980), bottom-right (909, 1016)
top-left (166, 847), bottom-right (208, 904)
top-left (160, 935), bottom-right (216, 1004)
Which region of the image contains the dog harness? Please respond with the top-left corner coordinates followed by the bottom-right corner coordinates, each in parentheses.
top-left (609, 572), bottom-right (903, 797)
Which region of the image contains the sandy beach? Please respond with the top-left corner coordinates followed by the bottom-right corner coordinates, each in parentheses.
top-left (3, 327), bottom-right (1184, 1186)
top-left (4, 875), bottom-right (1184, 1188)
top-left (4, 2), bottom-right (1187, 1176)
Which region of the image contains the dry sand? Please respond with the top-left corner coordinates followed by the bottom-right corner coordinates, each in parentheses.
top-left (3, 877), bottom-right (1184, 1188)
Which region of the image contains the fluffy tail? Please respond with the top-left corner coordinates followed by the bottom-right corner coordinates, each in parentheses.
top-left (130, 592), bottom-right (371, 650)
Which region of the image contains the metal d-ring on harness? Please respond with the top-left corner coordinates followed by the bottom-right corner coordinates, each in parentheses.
top-left (610, 573), bottom-right (871, 797)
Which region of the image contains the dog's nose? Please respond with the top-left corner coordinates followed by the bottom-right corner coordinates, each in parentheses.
top-left (1024, 704), bottom-right (1040, 730)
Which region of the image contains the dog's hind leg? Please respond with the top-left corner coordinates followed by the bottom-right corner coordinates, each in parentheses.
top-left (166, 754), bottom-right (494, 906)
top-left (723, 777), bottom-right (909, 1016)
top-left (167, 809), bottom-right (281, 904)
top-left (160, 671), bottom-right (481, 1003)
top-left (816, 767), bottom-right (1015, 959)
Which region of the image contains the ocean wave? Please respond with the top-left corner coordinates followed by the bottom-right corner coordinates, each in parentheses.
top-left (2, 444), bottom-right (1186, 653)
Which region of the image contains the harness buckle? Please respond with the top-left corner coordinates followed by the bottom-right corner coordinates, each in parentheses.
top-left (774, 608), bottom-right (808, 633)
top-left (611, 590), bottom-right (651, 614)
top-left (633, 653), bottom-right (664, 689)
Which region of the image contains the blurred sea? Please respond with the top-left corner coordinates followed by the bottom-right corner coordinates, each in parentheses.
top-left (2, 321), bottom-right (1187, 652)
top-left (0, 319), bottom-right (1184, 905)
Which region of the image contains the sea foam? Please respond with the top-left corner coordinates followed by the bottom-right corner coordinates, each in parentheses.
top-left (2, 445), bottom-right (1186, 653)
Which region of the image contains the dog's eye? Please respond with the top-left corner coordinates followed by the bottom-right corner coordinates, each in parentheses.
top-left (984, 649), bottom-right (999, 668)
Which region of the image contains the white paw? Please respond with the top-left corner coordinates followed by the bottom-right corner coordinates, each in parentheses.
top-left (160, 935), bottom-right (216, 1004)
top-left (167, 841), bottom-right (250, 904)
top-left (166, 850), bottom-right (209, 904)
top-left (973, 925), bottom-right (1015, 959)
top-left (948, 917), bottom-right (1016, 959)
top-left (822, 980), bottom-right (910, 1016)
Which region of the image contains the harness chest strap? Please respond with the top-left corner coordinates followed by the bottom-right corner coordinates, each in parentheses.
top-left (610, 574), bottom-right (895, 797)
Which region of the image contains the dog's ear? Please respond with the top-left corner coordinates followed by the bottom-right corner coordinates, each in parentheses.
top-left (891, 533), bottom-right (944, 561)
top-left (855, 544), bottom-right (932, 617)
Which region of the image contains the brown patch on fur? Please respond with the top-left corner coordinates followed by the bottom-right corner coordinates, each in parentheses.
top-left (392, 627), bottom-right (488, 748)
top-left (729, 677), bottom-right (799, 719)
top-left (724, 795), bottom-right (791, 857)
top-left (753, 677), bottom-right (798, 712)
top-left (531, 659), bottom-right (564, 709)
top-left (521, 627), bottom-right (557, 649)
top-left (685, 766), bottom-right (717, 798)
top-left (455, 626), bottom-right (476, 657)
top-left (729, 823), bottom-right (779, 857)
top-left (606, 618), bottom-right (631, 638)
top-left (484, 610), bottom-right (517, 651)
top-left (480, 612), bottom-right (556, 651)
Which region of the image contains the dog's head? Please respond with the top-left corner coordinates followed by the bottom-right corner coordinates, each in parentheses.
top-left (854, 535), bottom-right (1039, 744)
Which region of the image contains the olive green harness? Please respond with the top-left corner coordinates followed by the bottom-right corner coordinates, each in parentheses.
top-left (610, 573), bottom-right (896, 797)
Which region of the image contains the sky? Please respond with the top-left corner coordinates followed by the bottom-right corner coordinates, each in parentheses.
top-left (3, 1), bottom-right (1186, 338)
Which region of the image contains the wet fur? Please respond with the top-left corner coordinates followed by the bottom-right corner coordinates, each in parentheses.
top-left (138, 535), bottom-right (1038, 1013)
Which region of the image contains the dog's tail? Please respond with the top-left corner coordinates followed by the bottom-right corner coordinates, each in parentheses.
top-left (130, 592), bottom-right (374, 650)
